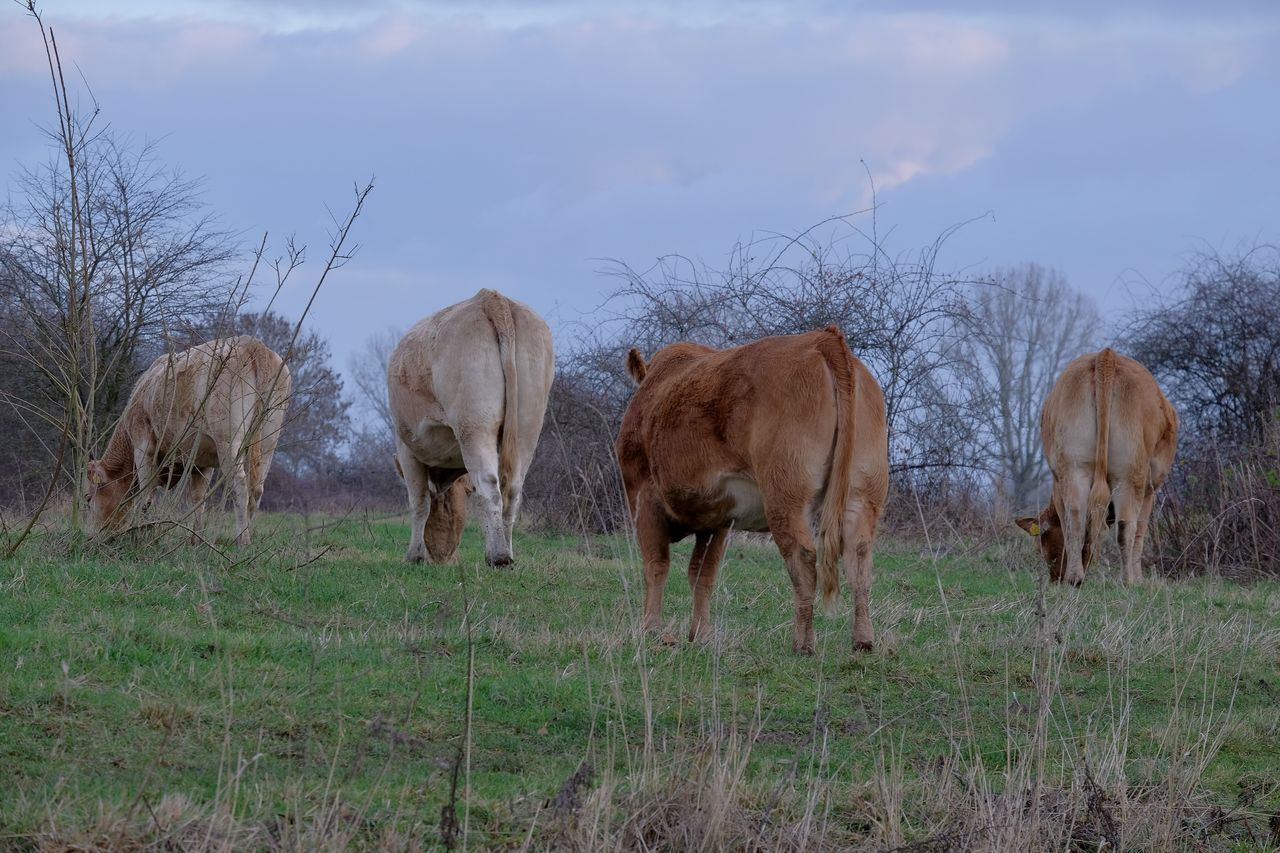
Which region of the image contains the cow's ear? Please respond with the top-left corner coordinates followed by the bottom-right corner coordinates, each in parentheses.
top-left (86, 461), bottom-right (103, 485)
top-left (1015, 516), bottom-right (1042, 537)
top-left (626, 348), bottom-right (647, 384)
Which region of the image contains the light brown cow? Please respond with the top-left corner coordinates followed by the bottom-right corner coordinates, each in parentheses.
top-left (388, 289), bottom-right (554, 566)
top-left (1016, 347), bottom-right (1178, 585)
top-left (616, 326), bottom-right (889, 654)
top-left (85, 335), bottom-right (291, 545)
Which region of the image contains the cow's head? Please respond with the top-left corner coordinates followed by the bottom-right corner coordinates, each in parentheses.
top-left (425, 477), bottom-right (470, 563)
top-left (1016, 501), bottom-right (1113, 585)
top-left (85, 459), bottom-right (132, 533)
top-left (1016, 509), bottom-right (1069, 582)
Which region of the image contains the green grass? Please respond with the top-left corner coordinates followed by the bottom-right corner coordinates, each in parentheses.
top-left (1, 514), bottom-right (1277, 850)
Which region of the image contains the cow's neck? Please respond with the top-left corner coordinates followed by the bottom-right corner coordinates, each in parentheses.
top-left (99, 422), bottom-right (137, 484)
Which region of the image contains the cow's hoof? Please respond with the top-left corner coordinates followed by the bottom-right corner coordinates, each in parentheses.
top-left (659, 632), bottom-right (678, 647)
top-left (485, 553), bottom-right (514, 567)
top-left (405, 550), bottom-right (425, 564)
top-left (793, 643), bottom-right (815, 656)
top-left (853, 640), bottom-right (874, 653)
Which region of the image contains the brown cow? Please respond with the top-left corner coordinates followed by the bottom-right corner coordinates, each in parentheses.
top-left (85, 335), bottom-right (291, 545)
top-left (1016, 347), bottom-right (1177, 585)
top-left (388, 289), bottom-right (554, 566)
top-left (616, 326), bottom-right (889, 654)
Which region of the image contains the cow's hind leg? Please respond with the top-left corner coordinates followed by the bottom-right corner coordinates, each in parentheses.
top-left (396, 440), bottom-right (432, 563)
top-left (1131, 485), bottom-right (1158, 584)
top-left (687, 528), bottom-right (729, 642)
top-left (222, 436), bottom-right (253, 546)
top-left (844, 498), bottom-right (880, 652)
top-left (499, 457), bottom-right (532, 564)
top-left (1056, 468), bottom-right (1091, 586)
top-left (187, 467), bottom-right (213, 544)
top-left (457, 435), bottom-right (511, 566)
top-left (767, 501), bottom-right (819, 655)
top-left (1113, 472), bottom-right (1146, 585)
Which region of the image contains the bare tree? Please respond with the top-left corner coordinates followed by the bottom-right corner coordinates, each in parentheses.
top-left (348, 325), bottom-right (402, 436)
top-left (957, 264), bottom-right (1101, 510)
top-left (0, 19), bottom-right (235, 517)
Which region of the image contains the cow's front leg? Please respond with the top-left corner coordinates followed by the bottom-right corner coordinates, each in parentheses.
top-left (132, 439), bottom-right (159, 517)
top-left (635, 501), bottom-right (672, 636)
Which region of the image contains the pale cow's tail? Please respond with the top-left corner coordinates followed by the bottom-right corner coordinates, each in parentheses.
top-left (246, 341), bottom-right (291, 497)
top-left (815, 326), bottom-right (859, 614)
top-left (480, 290), bottom-right (519, 512)
top-left (1088, 347), bottom-right (1116, 552)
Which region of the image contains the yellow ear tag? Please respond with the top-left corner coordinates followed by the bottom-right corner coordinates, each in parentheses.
top-left (1028, 522), bottom-right (1041, 536)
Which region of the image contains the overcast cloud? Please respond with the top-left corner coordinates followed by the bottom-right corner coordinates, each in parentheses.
top-left (2, 1), bottom-right (1277, 377)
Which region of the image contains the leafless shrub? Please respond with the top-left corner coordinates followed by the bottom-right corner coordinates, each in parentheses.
top-left (1126, 243), bottom-right (1280, 580)
top-left (523, 211), bottom-right (990, 535)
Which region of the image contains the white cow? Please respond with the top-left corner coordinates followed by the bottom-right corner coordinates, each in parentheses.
top-left (86, 335), bottom-right (291, 545)
top-left (388, 289), bottom-right (554, 565)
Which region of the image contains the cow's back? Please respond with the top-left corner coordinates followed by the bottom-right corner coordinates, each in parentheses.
top-left (131, 336), bottom-right (285, 466)
top-left (1042, 350), bottom-right (1174, 478)
top-left (388, 290), bottom-right (553, 466)
top-left (619, 330), bottom-right (874, 532)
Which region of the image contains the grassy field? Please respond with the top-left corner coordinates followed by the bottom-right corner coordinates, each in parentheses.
top-left (1, 513), bottom-right (1278, 851)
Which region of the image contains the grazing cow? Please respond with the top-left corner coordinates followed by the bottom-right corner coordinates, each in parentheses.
top-left (86, 335), bottom-right (291, 545)
top-left (1016, 348), bottom-right (1178, 585)
top-left (388, 289), bottom-right (554, 566)
top-left (616, 326), bottom-right (889, 654)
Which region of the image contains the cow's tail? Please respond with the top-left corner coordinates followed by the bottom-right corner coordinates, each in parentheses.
top-left (243, 340), bottom-right (268, 493)
top-left (481, 290), bottom-right (519, 512)
top-left (246, 340), bottom-right (290, 496)
top-left (815, 326), bottom-right (858, 614)
top-left (1088, 347), bottom-right (1116, 552)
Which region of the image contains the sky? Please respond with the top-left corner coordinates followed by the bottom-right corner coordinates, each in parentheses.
top-left (2, 0), bottom-right (1278, 394)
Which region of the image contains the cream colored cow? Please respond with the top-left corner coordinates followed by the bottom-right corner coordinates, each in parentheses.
top-left (1017, 348), bottom-right (1178, 585)
top-left (86, 335), bottom-right (291, 545)
top-left (388, 289), bottom-right (554, 565)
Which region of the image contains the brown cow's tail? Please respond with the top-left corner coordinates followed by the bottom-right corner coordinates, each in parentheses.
top-left (481, 289), bottom-right (519, 512)
top-left (1088, 348), bottom-right (1116, 553)
top-left (815, 326), bottom-right (858, 614)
